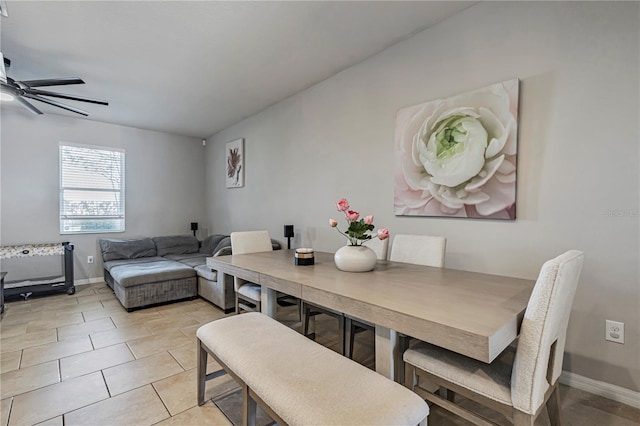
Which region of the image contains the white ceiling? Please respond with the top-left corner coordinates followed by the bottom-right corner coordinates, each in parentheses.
top-left (1, 1), bottom-right (473, 139)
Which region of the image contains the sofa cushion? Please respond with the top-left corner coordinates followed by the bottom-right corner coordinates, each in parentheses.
top-left (194, 264), bottom-right (218, 281)
top-left (103, 256), bottom-right (166, 272)
top-left (153, 235), bottom-right (200, 256)
top-left (164, 253), bottom-right (207, 268)
top-left (99, 238), bottom-right (157, 262)
top-left (199, 234), bottom-right (229, 255)
top-left (237, 283), bottom-right (261, 300)
top-left (108, 259), bottom-right (195, 287)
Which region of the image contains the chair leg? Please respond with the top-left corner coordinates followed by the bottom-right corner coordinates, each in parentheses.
top-left (438, 386), bottom-right (455, 402)
top-left (411, 366), bottom-right (419, 391)
top-left (350, 322), bottom-right (357, 359)
top-left (344, 317), bottom-right (356, 359)
top-left (546, 384), bottom-right (563, 426)
top-left (396, 334), bottom-right (411, 386)
top-left (235, 293), bottom-right (241, 315)
top-left (197, 340), bottom-right (207, 406)
top-left (302, 304), bottom-right (312, 338)
top-left (242, 384), bottom-right (257, 426)
top-left (513, 410), bottom-right (535, 426)
top-left (404, 363), bottom-right (415, 389)
top-left (337, 314), bottom-right (345, 356)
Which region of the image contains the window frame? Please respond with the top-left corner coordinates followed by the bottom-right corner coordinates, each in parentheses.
top-left (59, 142), bottom-right (125, 235)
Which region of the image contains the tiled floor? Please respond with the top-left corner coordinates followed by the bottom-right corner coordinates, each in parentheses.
top-left (0, 284), bottom-right (235, 426)
top-left (0, 283), bottom-right (638, 426)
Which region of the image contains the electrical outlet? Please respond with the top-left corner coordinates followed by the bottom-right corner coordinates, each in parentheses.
top-left (87, 256), bottom-right (94, 264)
top-left (605, 320), bottom-right (624, 344)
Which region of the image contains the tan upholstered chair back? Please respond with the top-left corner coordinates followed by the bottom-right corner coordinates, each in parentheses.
top-left (389, 234), bottom-right (446, 267)
top-left (230, 231), bottom-right (273, 255)
top-left (363, 237), bottom-right (389, 260)
top-left (511, 250), bottom-right (584, 414)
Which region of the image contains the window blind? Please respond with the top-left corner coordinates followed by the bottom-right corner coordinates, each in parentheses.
top-left (59, 143), bottom-right (125, 234)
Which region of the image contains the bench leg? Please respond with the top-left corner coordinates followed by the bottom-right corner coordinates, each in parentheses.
top-left (242, 384), bottom-right (257, 426)
top-left (197, 339), bottom-right (207, 406)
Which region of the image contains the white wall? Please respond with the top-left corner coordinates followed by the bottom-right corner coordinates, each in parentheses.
top-left (206, 2), bottom-right (639, 391)
top-left (1, 110), bottom-right (206, 281)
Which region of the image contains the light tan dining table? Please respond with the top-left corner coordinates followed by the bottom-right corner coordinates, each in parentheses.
top-left (206, 249), bottom-right (535, 382)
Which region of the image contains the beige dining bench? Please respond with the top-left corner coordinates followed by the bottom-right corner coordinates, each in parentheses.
top-left (197, 312), bottom-right (429, 426)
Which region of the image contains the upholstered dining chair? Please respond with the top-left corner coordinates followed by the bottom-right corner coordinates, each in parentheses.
top-left (363, 236), bottom-right (389, 262)
top-left (403, 250), bottom-right (584, 426)
top-left (345, 234), bottom-right (446, 359)
top-left (230, 230), bottom-right (273, 314)
top-left (301, 237), bottom-right (389, 355)
top-left (389, 234), bottom-right (447, 267)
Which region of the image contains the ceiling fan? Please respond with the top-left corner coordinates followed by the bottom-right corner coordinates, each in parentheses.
top-left (0, 52), bottom-right (108, 117)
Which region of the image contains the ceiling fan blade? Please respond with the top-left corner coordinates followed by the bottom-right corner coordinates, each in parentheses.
top-left (18, 77), bottom-right (85, 88)
top-left (0, 52), bottom-right (6, 84)
top-left (15, 96), bottom-right (43, 115)
top-left (0, 0), bottom-right (9, 18)
top-left (23, 93), bottom-right (89, 116)
top-left (25, 88), bottom-right (108, 105)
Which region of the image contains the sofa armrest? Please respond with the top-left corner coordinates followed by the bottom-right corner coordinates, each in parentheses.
top-left (197, 264), bottom-right (235, 312)
top-left (213, 246), bottom-right (232, 257)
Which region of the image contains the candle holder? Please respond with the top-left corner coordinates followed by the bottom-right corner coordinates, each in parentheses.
top-left (295, 248), bottom-right (314, 266)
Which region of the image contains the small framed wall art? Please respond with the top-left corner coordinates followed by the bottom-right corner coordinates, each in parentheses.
top-left (226, 138), bottom-right (244, 188)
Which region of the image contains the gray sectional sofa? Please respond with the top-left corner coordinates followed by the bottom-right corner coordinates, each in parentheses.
top-left (99, 234), bottom-right (235, 312)
top-left (99, 234), bottom-right (282, 312)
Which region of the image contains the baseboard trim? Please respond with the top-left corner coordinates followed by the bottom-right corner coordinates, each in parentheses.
top-left (74, 277), bottom-right (104, 286)
top-left (560, 371), bottom-right (640, 409)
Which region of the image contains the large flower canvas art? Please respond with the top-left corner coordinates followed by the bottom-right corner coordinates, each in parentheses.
top-left (394, 79), bottom-right (519, 220)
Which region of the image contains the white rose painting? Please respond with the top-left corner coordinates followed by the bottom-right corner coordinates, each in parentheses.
top-left (394, 79), bottom-right (519, 219)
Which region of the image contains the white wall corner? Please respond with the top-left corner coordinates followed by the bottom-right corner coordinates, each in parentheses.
top-left (560, 371), bottom-right (640, 409)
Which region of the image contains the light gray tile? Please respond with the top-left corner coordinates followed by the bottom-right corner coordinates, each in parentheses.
top-left (1, 330), bottom-right (57, 353)
top-left (64, 385), bottom-right (169, 426)
top-left (9, 372), bottom-right (109, 426)
top-left (126, 329), bottom-right (192, 359)
top-left (102, 352), bottom-right (184, 396)
top-left (0, 360), bottom-right (59, 399)
top-left (57, 318), bottom-right (115, 341)
top-left (21, 336), bottom-right (93, 368)
top-left (0, 350), bottom-right (21, 374)
top-left (90, 324), bottom-right (151, 349)
top-left (60, 343), bottom-right (134, 380)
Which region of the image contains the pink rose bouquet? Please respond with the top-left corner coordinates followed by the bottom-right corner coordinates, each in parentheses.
top-left (329, 198), bottom-right (389, 246)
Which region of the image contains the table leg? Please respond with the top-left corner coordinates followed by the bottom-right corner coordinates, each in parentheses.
top-left (374, 325), bottom-right (402, 383)
top-left (261, 286), bottom-right (277, 318)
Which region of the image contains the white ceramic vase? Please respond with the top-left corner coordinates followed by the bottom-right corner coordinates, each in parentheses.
top-left (334, 245), bottom-right (377, 272)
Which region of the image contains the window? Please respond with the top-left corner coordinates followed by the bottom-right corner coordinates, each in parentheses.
top-left (59, 143), bottom-right (125, 234)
